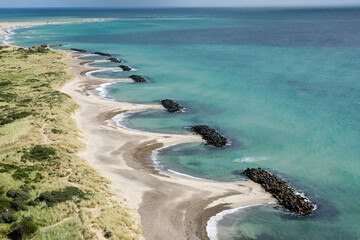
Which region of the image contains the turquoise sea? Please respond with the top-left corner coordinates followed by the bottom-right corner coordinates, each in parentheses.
top-left (2, 8), bottom-right (360, 240)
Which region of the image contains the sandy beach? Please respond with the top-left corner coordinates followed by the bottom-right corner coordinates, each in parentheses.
top-left (60, 52), bottom-right (276, 240)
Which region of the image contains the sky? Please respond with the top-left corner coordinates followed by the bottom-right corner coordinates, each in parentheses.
top-left (0, 0), bottom-right (359, 8)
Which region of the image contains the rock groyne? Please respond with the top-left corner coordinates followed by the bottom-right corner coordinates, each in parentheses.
top-left (108, 57), bottom-right (122, 63)
top-left (129, 75), bottom-right (147, 83)
top-left (243, 168), bottom-right (315, 215)
top-left (70, 48), bottom-right (87, 53)
top-left (160, 99), bottom-right (184, 113)
top-left (190, 125), bottom-right (228, 147)
top-left (94, 52), bottom-right (112, 57)
top-left (119, 65), bottom-right (132, 71)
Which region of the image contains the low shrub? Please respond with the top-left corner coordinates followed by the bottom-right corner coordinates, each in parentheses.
top-left (22, 145), bottom-right (56, 162)
top-left (11, 199), bottom-right (27, 211)
top-left (51, 128), bottom-right (63, 134)
top-left (12, 169), bottom-right (30, 181)
top-left (104, 230), bottom-right (112, 238)
top-left (8, 217), bottom-right (38, 239)
top-left (0, 81), bottom-right (12, 87)
top-left (25, 48), bottom-right (49, 54)
top-left (0, 197), bottom-right (11, 211)
top-left (0, 213), bottom-right (18, 224)
top-left (0, 111), bottom-right (32, 125)
top-left (0, 163), bottom-right (18, 173)
top-left (19, 185), bottom-right (32, 193)
top-left (33, 172), bottom-right (44, 183)
top-left (26, 199), bottom-right (40, 207)
top-left (6, 190), bottom-right (30, 202)
top-left (37, 186), bottom-right (86, 207)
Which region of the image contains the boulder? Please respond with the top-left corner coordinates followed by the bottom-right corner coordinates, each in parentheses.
top-left (242, 168), bottom-right (315, 215)
top-left (129, 75), bottom-right (147, 83)
top-left (70, 48), bottom-right (87, 52)
top-left (190, 125), bottom-right (228, 147)
top-left (94, 52), bottom-right (112, 57)
top-left (119, 65), bottom-right (132, 71)
top-left (108, 57), bottom-right (122, 63)
top-left (160, 99), bottom-right (184, 113)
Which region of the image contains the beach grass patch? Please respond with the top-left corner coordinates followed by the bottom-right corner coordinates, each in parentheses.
top-left (0, 45), bottom-right (142, 239)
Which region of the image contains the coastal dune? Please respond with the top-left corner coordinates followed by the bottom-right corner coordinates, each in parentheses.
top-left (62, 53), bottom-right (275, 239)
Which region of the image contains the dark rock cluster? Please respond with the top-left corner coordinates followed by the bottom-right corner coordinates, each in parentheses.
top-left (190, 125), bottom-right (228, 147)
top-left (108, 57), bottom-right (122, 63)
top-left (70, 48), bottom-right (87, 52)
top-left (129, 75), bottom-right (147, 83)
top-left (160, 99), bottom-right (184, 113)
top-left (119, 65), bottom-right (132, 71)
top-left (243, 168), bottom-right (315, 215)
top-left (94, 52), bottom-right (112, 57)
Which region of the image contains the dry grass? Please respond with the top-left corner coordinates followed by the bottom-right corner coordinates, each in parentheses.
top-left (0, 45), bottom-right (142, 239)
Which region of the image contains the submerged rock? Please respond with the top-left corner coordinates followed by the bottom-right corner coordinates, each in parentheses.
top-left (129, 75), bottom-right (147, 83)
top-left (119, 65), bottom-right (132, 71)
top-left (70, 48), bottom-right (87, 52)
top-left (94, 52), bottom-right (112, 57)
top-left (160, 99), bottom-right (184, 113)
top-left (108, 57), bottom-right (122, 63)
top-left (190, 125), bottom-right (228, 147)
top-left (242, 168), bottom-right (315, 215)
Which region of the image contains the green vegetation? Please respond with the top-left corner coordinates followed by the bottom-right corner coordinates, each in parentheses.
top-left (0, 45), bottom-right (141, 239)
top-left (8, 217), bottom-right (38, 240)
top-left (0, 213), bottom-right (17, 224)
top-left (37, 186), bottom-right (86, 207)
top-left (22, 145), bottom-right (56, 162)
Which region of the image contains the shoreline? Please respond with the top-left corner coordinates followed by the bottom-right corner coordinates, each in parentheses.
top-left (62, 51), bottom-right (276, 239)
top-left (0, 19), bottom-right (114, 43)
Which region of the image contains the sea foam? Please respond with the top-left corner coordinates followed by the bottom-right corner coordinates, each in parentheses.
top-left (234, 156), bottom-right (268, 163)
top-left (150, 145), bottom-right (208, 180)
top-left (94, 82), bottom-right (117, 98)
top-left (206, 203), bottom-right (273, 240)
top-left (111, 110), bottom-right (146, 131)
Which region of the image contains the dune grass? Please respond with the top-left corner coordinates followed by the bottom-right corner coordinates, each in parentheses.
top-left (0, 45), bottom-right (142, 240)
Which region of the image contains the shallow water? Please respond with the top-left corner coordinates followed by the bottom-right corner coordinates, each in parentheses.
top-left (6, 8), bottom-right (360, 239)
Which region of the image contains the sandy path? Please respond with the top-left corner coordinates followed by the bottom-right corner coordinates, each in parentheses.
top-left (61, 52), bottom-right (275, 240)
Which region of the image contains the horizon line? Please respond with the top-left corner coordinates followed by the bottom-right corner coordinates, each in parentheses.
top-left (1, 4), bottom-right (360, 9)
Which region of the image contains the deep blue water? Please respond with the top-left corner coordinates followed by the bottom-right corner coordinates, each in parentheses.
top-left (3, 7), bottom-right (360, 240)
